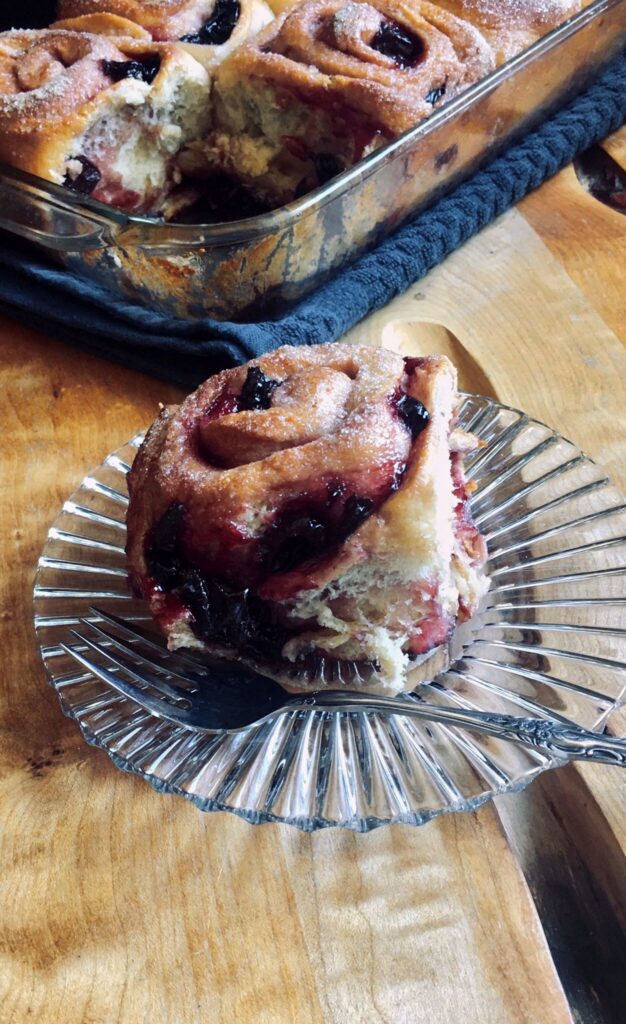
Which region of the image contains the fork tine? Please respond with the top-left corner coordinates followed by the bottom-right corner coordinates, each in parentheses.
top-left (90, 606), bottom-right (212, 679)
top-left (68, 629), bottom-right (191, 704)
top-left (79, 618), bottom-right (199, 692)
top-left (59, 642), bottom-right (202, 730)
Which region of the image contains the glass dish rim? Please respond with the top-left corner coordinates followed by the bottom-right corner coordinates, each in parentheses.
top-left (0, 0), bottom-right (618, 248)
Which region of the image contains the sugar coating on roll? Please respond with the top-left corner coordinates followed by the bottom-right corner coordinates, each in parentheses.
top-left (126, 344), bottom-right (489, 695)
top-left (0, 29), bottom-right (210, 214)
top-left (56, 0), bottom-right (275, 67)
top-left (183, 0), bottom-right (495, 204)
top-left (433, 0), bottom-right (583, 62)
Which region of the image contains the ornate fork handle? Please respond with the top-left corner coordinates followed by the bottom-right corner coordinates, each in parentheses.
top-left (290, 693), bottom-right (626, 766)
top-left (493, 717), bottom-right (626, 765)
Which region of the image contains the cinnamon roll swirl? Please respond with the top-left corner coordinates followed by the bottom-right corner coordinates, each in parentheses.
top-left (0, 29), bottom-right (210, 214)
top-left (190, 0), bottom-right (495, 204)
top-left (434, 0), bottom-right (583, 63)
top-left (126, 344), bottom-right (488, 695)
top-left (56, 0), bottom-right (275, 67)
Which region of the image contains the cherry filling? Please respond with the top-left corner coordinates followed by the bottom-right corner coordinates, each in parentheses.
top-left (371, 22), bottom-right (424, 68)
top-left (144, 479), bottom-right (381, 656)
top-left (63, 156), bottom-right (101, 195)
top-left (203, 389), bottom-right (239, 422)
top-left (173, 174), bottom-right (271, 224)
top-left (239, 367), bottom-right (280, 410)
top-left (261, 489), bottom-right (375, 575)
top-left (265, 514), bottom-right (328, 574)
top-left (203, 367), bottom-right (280, 423)
top-left (338, 494), bottom-right (375, 538)
top-left (180, 572), bottom-right (290, 659)
top-left (146, 502), bottom-right (186, 589)
top-left (181, 0), bottom-right (241, 44)
top-left (145, 502), bottom-right (290, 660)
top-left (425, 81), bottom-right (446, 105)
top-left (101, 55), bottom-right (161, 84)
top-left (395, 394), bottom-right (430, 439)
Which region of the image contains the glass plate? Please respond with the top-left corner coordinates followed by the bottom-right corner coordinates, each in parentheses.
top-left (34, 396), bottom-right (626, 831)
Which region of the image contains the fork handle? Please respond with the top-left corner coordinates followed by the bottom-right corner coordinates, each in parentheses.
top-left (288, 693), bottom-right (626, 766)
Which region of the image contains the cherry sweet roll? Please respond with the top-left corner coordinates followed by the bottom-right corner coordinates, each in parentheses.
top-left (0, 29), bottom-right (210, 214)
top-left (433, 0), bottom-right (583, 64)
top-left (55, 0), bottom-right (275, 67)
top-left (191, 0), bottom-right (495, 204)
top-left (126, 344), bottom-right (489, 696)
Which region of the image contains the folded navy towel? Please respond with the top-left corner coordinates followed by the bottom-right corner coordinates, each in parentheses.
top-left (0, 54), bottom-right (624, 389)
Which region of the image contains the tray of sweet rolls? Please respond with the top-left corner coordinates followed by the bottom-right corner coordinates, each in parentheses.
top-left (0, 0), bottom-right (624, 320)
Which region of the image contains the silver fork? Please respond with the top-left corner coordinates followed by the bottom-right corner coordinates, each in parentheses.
top-left (59, 610), bottom-right (626, 766)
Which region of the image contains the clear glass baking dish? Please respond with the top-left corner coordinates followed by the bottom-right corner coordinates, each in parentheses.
top-left (1, 0), bottom-right (624, 322)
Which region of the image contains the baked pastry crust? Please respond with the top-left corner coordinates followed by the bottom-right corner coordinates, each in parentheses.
top-left (190, 0), bottom-right (495, 203)
top-left (434, 0), bottom-right (583, 62)
top-left (0, 28), bottom-right (210, 213)
top-left (126, 344), bottom-right (488, 695)
top-left (56, 0), bottom-right (275, 67)
top-left (51, 13), bottom-right (153, 39)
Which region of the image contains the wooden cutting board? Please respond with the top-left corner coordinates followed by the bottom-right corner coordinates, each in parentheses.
top-left (0, 135), bottom-right (624, 1024)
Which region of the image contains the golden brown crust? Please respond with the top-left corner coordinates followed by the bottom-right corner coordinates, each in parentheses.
top-left (51, 13), bottom-right (153, 39)
top-left (434, 0), bottom-right (583, 62)
top-left (126, 343), bottom-right (413, 584)
top-left (56, 0), bottom-right (275, 69)
top-left (0, 28), bottom-right (210, 211)
top-left (0, 30), bottom-right (128, 178)
top-left (436, 0), bottom-right (582, 30)
top-left (56, 0), bottom-right (274, 49)
top-left (218, 0), bottom-right (495, 136)
top-left (57, 0), bottom-right (221, 40)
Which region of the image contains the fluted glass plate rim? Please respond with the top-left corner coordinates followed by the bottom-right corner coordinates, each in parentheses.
top-left (34, 393), bottom-right (626, 831)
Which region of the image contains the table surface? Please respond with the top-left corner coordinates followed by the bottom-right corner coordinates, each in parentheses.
top-left (1, 130), bottom-right (625, 1024)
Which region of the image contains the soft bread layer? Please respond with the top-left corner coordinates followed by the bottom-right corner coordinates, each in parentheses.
top-left (0, 31), bottom-right (210, 213)
top-left (182, 73), bottom-right (383, 204)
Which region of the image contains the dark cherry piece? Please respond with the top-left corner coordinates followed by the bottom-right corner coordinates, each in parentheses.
top-left (371, 21), bottom-right (424, 68)
top-left (264, 489), bottom-right (377, 575)
top-left (101, 55), bottom-right (161, 84)
top-left (313, 153), bottom-right (344, 185)
top-left (181, 0), bottom-right (241, 44)
top-left (181, 571), bottom-right (289, 659)
top-left (239, 367), bottom-right (280, 411)
top-left (146, 502), bottom-right (186, 589)
top-left (267, 515), bottom-right (328, 574)
top-left (145, 506), bottom-right (289, 659)
top-left (63, 156), bottom-right (101, 195)
top-left (396, 395), bottom-right (430, 440)
top-left (425, 81), bottom-right (446, 105)
top-left (337, 495), bottom-right (375, 540)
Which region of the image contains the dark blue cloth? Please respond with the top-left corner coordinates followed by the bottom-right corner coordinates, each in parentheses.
top-left (1, 54), bottom-right (624, 389)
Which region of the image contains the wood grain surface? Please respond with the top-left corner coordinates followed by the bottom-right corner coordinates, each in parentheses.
top-left (1, 129), bottom-right (625, 1024)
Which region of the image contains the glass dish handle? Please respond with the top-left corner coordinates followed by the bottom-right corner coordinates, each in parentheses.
top-left (0, 177), bottom-right (112, 251)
